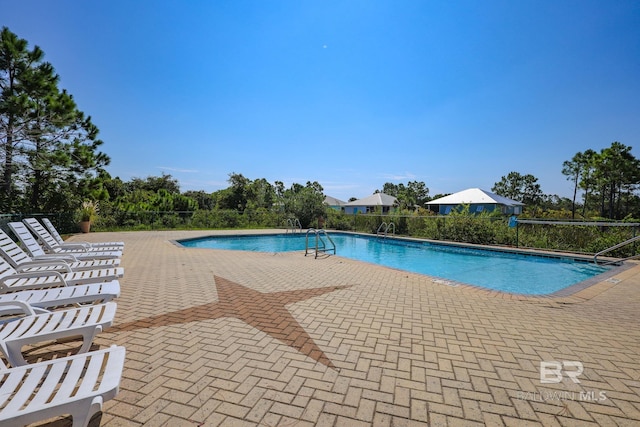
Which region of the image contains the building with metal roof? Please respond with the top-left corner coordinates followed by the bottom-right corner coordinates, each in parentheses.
top-left (343, 193), bottom-right (398, 214)
top-left (324, 195), bottom-right (347, 211)
top-left (425, 188), bottom-right (524, 215)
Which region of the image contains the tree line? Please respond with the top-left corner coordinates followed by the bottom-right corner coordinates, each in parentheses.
top-left (561, 142), bottom-right (640, 220)
top-left (489, 141), bottom-right (640, 220)
top-left (3, 27), bottom-right (639, 223)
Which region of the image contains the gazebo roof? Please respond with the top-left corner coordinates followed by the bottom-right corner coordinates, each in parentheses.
top-left (425, 188), bottom-right (524, 206)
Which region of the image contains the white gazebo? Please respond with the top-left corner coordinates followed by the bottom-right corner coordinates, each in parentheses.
top-left (426, 188), bottom-right (524, 215)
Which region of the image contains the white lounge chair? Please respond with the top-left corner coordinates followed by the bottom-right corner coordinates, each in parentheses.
top-left (0, 301), bottom-right (117, 366)
top-left (0, 228), bottom-right (121, 273)
top-left (23, 218), bottom-right (123, 254)
top-left (9, 222), bottom-right (121, 260)
top-left (6, 223), bottom-right (121, 265)
top-left (42, 217), bottom-right (125, 248)
top-left (0, 256), bottom-right (123, 292)
top-left (0, 345), bottom-right (125, 427)
top-left (0, 281), bottom-right (119, 309)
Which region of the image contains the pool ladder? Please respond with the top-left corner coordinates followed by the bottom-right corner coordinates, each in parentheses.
top-left (286, 218), bottom-right (302, 233)
top-left (377, 222), bottom-right (395, 238)
top-left (305, 228), bottom-right (336, 258)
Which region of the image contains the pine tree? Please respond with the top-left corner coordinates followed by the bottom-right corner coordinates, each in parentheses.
top-left (0, 27), bottom-right (110, 212)
top-left (0, 27), bottom-right (47, 211)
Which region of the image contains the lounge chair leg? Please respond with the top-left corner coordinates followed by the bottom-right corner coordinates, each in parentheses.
top-left (3, 342), bottom-right (28, 367)
top-left (78, 327), bottom-right (102, 353)
top-left (71, 396), bottom-right (103, 427)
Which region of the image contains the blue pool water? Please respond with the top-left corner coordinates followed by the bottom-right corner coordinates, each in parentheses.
top-left (179, 233), bottom-right (612, 295)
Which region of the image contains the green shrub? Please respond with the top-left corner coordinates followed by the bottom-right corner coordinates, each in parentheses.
top-left (433, 206), bottom-right (496, 245)
top-left (326, 210), bottom-right (353, 230)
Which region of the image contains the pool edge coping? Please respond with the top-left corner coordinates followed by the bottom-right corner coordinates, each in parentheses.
top-left (170, 228), bottom-right (635, 302)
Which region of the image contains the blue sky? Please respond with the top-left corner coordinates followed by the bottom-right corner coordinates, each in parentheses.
top-left (3, 0), bottom-right (639, 201)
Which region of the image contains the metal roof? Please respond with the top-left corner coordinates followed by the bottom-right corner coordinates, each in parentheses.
top-left (344, 192), bottom-right (398, 206)
top-left (324, 195), bottom-right (347, 206)
top-left (425, 188), bottom-right (524, 206)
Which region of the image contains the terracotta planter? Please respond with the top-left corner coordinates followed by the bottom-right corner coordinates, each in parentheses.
top-left (79, 221), bottom-right (91, 233)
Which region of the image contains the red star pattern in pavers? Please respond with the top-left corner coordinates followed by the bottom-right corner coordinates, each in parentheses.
top-left (115, 275), bottom-right (348, 368)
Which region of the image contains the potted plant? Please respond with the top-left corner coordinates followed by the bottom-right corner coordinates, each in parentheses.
top-left (77, 200), bottom-right (99, 233)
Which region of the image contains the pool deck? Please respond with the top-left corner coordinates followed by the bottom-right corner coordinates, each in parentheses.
top-left (40, 229), bottom-right (640, 426)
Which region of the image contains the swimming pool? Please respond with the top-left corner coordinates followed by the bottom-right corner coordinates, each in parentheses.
top-left (179, 232), bottom-right (613, 295)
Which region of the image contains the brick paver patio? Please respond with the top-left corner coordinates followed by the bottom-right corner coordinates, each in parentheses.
top-left (35, 230), bottom-right (640, 426)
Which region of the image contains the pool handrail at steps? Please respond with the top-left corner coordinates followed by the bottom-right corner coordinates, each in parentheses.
top-left (305, 228), bottom-right (336, 259)
top-left (286, 218), bottom-right (302, 233)
top-left (594, 234), bottom-right (640, 265)
top-left (377, 222), bottom-right (395, 238)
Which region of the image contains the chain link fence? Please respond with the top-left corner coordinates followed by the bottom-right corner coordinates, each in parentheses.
top-left (2, 211), bottom-right (639, 258)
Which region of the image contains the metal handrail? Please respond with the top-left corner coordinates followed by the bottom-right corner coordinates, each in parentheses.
top-left (305, 228), bottom-right (336, 258)
top-left (387, 222), bottom-right (395, 236)
top-left (376, 222), bottom-right (395, 238)
top-left (594, 234), bottom-right (640, 265)
top-left (286, 218), bottom-right (302, 233)
top-left (518, 219), bottom-right (640, 226)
